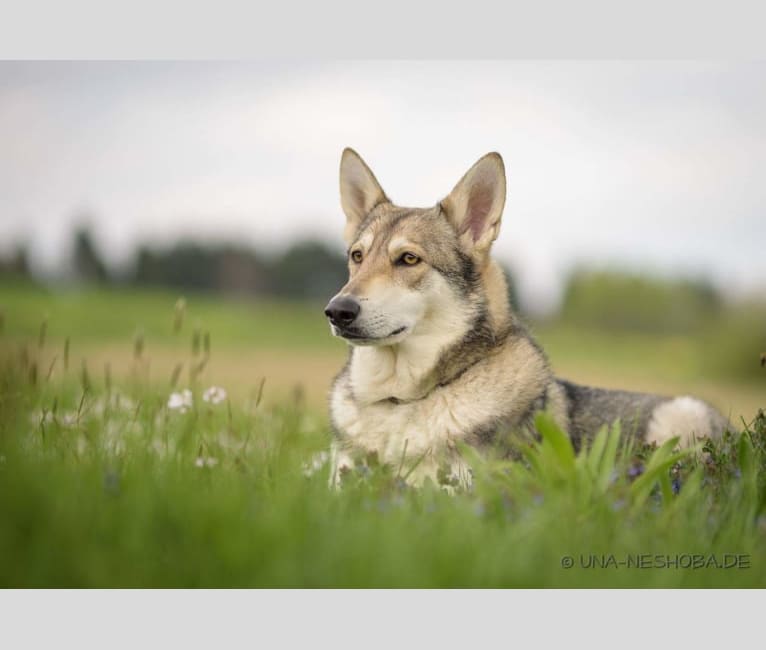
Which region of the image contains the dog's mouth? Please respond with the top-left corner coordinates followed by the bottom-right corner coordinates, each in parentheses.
top-left (334, 325), bottom-right (407, 343)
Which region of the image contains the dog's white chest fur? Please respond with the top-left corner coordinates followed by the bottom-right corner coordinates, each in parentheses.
top-left (330, 338), bottom-right (475, 484)
top-left (329, 334), bottom-right (551, 486)
top-left (330, 379), bottom-right (477, 486)
top-left (334, 369), bottom-right (477, 458)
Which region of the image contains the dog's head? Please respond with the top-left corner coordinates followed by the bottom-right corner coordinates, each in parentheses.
top-left (325, 148), bottom-right (506, 346)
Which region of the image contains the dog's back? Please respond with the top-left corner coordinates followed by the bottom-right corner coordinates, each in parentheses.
top-left (554, 378), bottom-right (731, 450)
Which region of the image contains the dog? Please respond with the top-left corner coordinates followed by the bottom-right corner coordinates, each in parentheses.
top-left (324, 148), bottom-right (730, 488)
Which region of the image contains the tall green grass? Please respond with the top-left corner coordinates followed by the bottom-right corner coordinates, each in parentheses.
top-left (1, 323), bottom-right (765, 587)
top-left (0, 280), bottom-right (330, 349)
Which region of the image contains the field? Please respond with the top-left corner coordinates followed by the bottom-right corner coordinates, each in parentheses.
top-left (1, 282), bottom-right (765, 587)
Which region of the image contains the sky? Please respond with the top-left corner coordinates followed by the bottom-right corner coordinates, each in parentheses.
top-left (1, 60), bottom-right (764, 312)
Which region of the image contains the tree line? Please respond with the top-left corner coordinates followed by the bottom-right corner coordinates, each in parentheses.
top-left (1, 225), bottom-right (523, 307)
top-left (2, 226), bottom-right (350, 301)
top-left (1, 225), bottom-right (728, 333)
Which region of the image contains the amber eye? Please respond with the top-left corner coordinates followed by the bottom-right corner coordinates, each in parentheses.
top-left (400, 252), bottom-right (420, 266)
top-left (350, 250), bottom-right (363, 263)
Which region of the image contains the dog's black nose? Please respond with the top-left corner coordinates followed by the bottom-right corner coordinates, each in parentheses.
top-left (324, 296), bottom-right (360, 326)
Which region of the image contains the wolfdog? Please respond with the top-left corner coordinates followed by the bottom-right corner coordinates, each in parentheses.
top-left (324, 148), bottom-right (730, 487)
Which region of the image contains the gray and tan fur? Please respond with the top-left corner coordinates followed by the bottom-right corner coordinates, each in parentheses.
top-left (325, 148), bottom-right (730, 487)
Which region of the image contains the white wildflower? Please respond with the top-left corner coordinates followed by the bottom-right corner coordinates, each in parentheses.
top-left (151, 438), bottom-right (176, 458)
top-left (214, 430), bottom-right (241, 451)
top-left (115, 394), bottom-right (136, 413)
top-left (302, 451), bottom-right (329, 477)
top-left (194, 456), bottom-right (219, 468)
top-left (60, 412), bottom-right (78, 428)
top-left (167, 389), bottom-right (193, 413)
top-left (202, 386), bottom-right (227, 405)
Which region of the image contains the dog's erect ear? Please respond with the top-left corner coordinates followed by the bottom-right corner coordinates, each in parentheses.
top-left (441, 152), bottom-right (506, 259)
top-left (339, 148), bottom-right (389, 243)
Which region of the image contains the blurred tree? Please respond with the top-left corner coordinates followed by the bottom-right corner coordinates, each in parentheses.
top-left (217, 247), bottom-right (267, 295)
top-left (498, 262), bottom-right (522, 314)
top-left (0, 245), bottom-right (31, 279)
top-left (134, 241), bottom-right (218, 290)
top-left (73, 226), bottom-right (109, 284)
top-left (129, 236), bottom-right (522, 305)
top-left (267, 240), bottom-right (347, 300)
top-left (130, 238), bottom-right (345, 300)
top-left (560, 268), bottom-right (722, 334)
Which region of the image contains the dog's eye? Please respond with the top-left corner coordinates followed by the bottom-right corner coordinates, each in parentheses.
top-left (399, 252), bottom-right (420, 266)
top-left (350, 250), bottom-right (363, 264)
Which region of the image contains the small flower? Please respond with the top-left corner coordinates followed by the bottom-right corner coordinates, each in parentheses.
top-left (202, 386), bottom-right (227, 405)
top-left (115, 394), bottom-right (136, 413)
top-left (60, 412), bottom-right (78, 428)
top-left (167, 389), bottom-right (193, 413)
top-left (194, 456), bottom-right (219, 468)
top-left (302, 451), bottom-right (329, 477)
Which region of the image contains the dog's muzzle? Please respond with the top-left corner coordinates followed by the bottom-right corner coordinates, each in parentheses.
top-left (324, 295), bottom-right (361, 328)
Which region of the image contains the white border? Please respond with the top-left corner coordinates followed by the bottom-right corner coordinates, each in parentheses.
top-left (0, 589), bottom-right (761, 648)
top-left (1, 0), bottom-right (764, 645)
top-left (1, 0), bottom-right (766, 58)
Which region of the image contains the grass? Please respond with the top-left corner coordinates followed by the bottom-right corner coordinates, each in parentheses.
top-left (0, 281), bottom-right (329, 348)
top-left (2, 280), bottom-right (763, 414)
top-left (1, 283), bottom-right (765, 587)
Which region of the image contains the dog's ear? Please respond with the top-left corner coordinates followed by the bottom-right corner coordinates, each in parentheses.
top-left (339, 148), bottom-right (389, 243)
top-left (441, 152), bottom-right (506, 259)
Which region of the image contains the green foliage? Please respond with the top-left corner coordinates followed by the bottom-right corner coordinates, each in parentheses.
top-left (73, 226), bottom-right (109, 285)
top-left (0, 245), bottom-right (30, 281)
top-left (133, 237), bottom-right (348, 300)
top-left (550, 268), bottom-right (766, 383)
top-left (560, 268), bottom-right (722, 334)
top-left (267, 240), bottom-right (349, 300)
top-left (2, 335), bottom-right (765, 586)
top-left (699, 304), bottom-right (766, 380)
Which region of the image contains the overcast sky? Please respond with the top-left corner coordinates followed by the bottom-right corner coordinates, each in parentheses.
top-left (1, 61), bottom-right (764, 311)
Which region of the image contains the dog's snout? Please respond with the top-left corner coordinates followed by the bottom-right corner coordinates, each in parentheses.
top-left (324, 296), bottom-right (361, 327)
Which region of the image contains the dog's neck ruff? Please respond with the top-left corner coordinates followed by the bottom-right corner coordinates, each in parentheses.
top-left (382, 357), bottom-right (482, 405)
top-left (350, 312), bottom-right (510, 407)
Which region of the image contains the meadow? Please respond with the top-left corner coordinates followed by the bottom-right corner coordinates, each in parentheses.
top-left (1, 281), bottom-right (765, 587)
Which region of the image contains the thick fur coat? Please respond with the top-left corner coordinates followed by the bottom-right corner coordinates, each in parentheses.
top-left (325, 149), bottom-right (730, 487)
